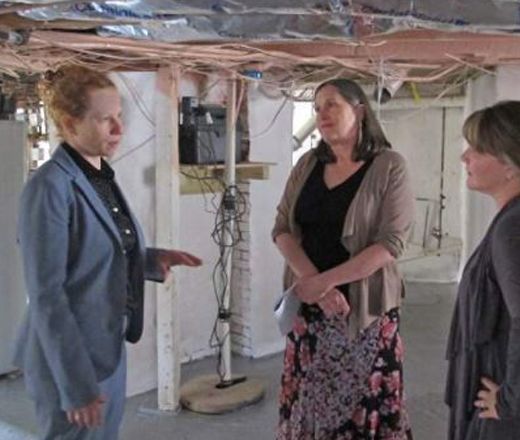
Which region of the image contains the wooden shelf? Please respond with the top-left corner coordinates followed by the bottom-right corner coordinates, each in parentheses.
top-left (180, 161), bottom-right (274, 195)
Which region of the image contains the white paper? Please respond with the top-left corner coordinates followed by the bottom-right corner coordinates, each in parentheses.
top-left (273, 285), bottom-right (301, 336)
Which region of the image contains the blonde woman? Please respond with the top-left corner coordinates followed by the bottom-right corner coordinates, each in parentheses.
top-left (13, 66), bottom-right (201, 439)
top-left (446, 101), bottom-right (520, 440)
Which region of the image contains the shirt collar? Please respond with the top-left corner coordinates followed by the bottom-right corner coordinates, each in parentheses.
top-left (62, 142), bottom-right (115, 180)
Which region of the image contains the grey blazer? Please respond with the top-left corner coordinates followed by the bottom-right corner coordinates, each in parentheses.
top-left (13, 145), bottom-right (161, 411)
top-left (446, 196), bottom-right (520, 439)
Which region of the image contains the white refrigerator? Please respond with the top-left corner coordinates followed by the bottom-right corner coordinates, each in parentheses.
top-left (0, 120), bottom-right (28, 375)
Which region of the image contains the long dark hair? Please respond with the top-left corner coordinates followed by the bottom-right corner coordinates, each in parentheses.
top-left (314, 78), bottom-right (391, 163)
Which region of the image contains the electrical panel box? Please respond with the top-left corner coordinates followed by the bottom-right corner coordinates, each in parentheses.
top-left (179, 97), bottom-right (243, 164)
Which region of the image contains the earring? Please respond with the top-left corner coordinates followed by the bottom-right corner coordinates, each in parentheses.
top-left (357, 120), bottom-right (363, 148)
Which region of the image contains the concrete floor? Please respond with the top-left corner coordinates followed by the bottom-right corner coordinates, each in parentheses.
top-left (0, 281), bottom-right (456, 440)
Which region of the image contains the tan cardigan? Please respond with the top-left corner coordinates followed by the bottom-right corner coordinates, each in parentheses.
top-left (272, 148), bottom-right (415, 337)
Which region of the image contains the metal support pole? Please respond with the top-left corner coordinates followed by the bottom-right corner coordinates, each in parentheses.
top-left (179, 77), bottom-right (265, 412)
top-left (219, 77), bottom-right (237, 383)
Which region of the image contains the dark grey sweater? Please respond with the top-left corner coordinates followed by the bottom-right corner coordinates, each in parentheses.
top-left (446, 196), bottom-right (520, 440)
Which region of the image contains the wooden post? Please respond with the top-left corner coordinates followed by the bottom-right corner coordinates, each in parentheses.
top-left (155, 65), bottom-right (181, 410)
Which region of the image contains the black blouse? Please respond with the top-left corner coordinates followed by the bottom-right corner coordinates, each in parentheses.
top-left (294, 158), bottom-right (372, 315)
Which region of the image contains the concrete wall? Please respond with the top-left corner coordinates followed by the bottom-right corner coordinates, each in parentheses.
top-left (248, 85), bottom-right (292, 357)
top-left (380, 102), bottom-right (464, 283)
top-left (381, 105), bottom-right (463, 242)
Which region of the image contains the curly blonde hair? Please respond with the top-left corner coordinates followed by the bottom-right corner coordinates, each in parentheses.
top-left (39, 65), bottom-right (115, 135)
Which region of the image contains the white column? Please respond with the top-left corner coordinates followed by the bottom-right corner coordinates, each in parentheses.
top-left (219, 77), bottom-right (237, 382)
top-left (155, 66), bottom-right (181, 410)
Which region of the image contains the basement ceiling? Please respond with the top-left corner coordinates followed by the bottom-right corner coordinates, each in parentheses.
top-left (0, 1), bottom-right (520, 93)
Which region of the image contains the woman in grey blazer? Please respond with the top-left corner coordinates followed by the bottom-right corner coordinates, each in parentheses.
top-left (446, 101), bottom-right (520, 439)
top-left (13, 65), bottom-right (202, 439)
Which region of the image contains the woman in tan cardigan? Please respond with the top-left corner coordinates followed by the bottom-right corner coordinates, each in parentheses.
top-left (273, 78), bottom-right (415, 439)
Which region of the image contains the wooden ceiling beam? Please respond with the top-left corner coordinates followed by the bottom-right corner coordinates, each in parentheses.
top-left (255, 30), bottom-right (520, 65)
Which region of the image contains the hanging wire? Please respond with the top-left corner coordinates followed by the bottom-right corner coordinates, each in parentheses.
top-left (111, 134), bottom-right (155, 165)
top-left (248, 94), bottom-right (289, 140)
top-left (208, 182), bottom-right (248, 381)
top-left (115, 73), bottom-right (155, 126)
top-left (178, 94), bottom-right (250, 382)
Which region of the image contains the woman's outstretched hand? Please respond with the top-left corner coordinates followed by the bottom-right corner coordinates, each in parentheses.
top-left (156, 249), bottom-right (202, 279)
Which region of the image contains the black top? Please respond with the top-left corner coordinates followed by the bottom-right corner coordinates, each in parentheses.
top-left (62, 142), bottom-right (137, 255)
top-left (294, 158), bottom-right (372, 317)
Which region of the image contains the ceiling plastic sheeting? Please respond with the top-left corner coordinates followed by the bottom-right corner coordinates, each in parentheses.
top-left (17, 0), bottom-right (344, 20)
top-left (0, 0), bottom-right (74, 4)
top-left (14, 0), bottom-right (520, 42)
top-left (98, 15), bottom-right (358, 41)
top-left (5, 0), bottom-right (340, 9)
top-left (360, 0), bottom-right (520, 27)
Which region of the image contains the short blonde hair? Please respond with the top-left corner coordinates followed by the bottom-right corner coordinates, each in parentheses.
top-left (463, 101), bottom-right (520, 169)
top-left (39, 65), bottom-right (115, 135)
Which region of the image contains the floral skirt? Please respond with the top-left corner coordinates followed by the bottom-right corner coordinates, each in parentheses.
top-left (276, 307), bottom-right (412, 440)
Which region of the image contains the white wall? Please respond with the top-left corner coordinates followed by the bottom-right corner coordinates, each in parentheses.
top-left (380, 104), bottom-right (464, 247)
top-left (177, 194), bottom-right (219, 361)
top-left (248, 85), bottom-right (292, 357)
top-left (381, 103), bottom-right (464, 282)
top-left (111, 72), bottom-right (159, 396)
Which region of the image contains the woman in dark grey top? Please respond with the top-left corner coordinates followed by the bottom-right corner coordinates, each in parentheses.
top-left (446, 101), bottom-right (520, 439)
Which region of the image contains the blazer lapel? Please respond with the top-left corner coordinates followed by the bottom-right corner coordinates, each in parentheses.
top-left (52, 146), bottom-right (123, 247)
